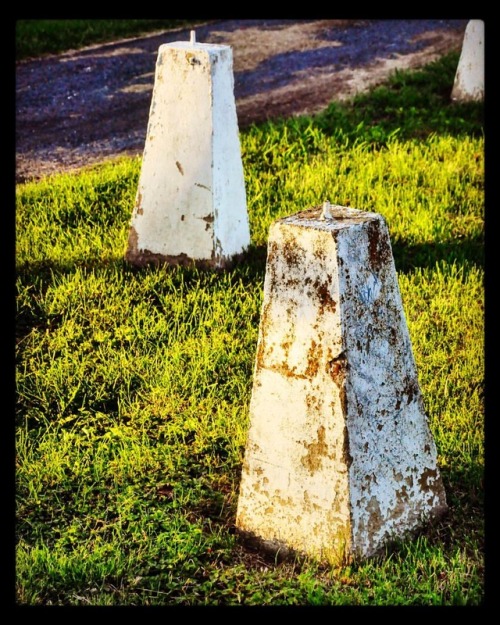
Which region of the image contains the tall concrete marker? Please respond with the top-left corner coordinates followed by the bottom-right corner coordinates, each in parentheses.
top-left (126, 31), bottom-right (250, 269)
top-left (451, 20), bottom-right (484, 102)
top-left (236, 202), bottom-right (448, 563)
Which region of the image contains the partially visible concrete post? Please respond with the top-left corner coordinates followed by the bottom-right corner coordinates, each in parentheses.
top-left (451, 20), bottom-right (484, 102)
top-left (125, 31), bottom-right (250, 269)
top-left (236, 203), bottom-right (447, 563)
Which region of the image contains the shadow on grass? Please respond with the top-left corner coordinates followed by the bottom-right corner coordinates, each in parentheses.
top-left (15, 230), bottom-right (483, 288)
top-left (186, 457), bottom-right (484, 572)
top-left (15, 233), bottom-right (483, 351)
top-left (391, 236), bottom-right (484, 274)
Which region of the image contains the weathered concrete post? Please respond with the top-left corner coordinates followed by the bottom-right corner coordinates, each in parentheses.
top-left (451, 20), bottom-right (484, 102)
top-left (236, 203), bottom-right (447, 563)
top-left (125, 31), bottom-right (250, 269)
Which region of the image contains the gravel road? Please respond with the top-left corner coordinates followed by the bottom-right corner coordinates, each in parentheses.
top-left (15, 19), bottom-right (468, 183)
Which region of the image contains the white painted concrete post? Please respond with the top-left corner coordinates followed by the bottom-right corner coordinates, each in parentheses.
top-left (451, 20), bottom-right (484, 102)
top-left (126, 31), bottom-right (250, 269)
top-left (236, 203), bottom-right (447, 563)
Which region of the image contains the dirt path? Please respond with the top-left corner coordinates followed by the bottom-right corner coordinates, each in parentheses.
top-left (15, 19), bottom-right (468, 183)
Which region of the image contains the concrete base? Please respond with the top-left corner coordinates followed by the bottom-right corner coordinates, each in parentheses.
top-left (125, 37), bottom-right (250, 269)
top-left (236, 204), bottom-right (447, 563)
top-left (451, 20), bottom-right (484, 102)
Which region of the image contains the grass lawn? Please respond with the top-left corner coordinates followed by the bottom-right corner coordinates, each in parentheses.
top-left (15, 33), bottom-right (484, 605)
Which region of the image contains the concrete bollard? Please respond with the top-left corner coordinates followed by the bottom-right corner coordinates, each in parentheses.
top-left (236, 203), bottom-right (447, 563)
top-left (125, 31), bottom-right (250, 269)
top-left (451, 20), bottom-right (484, 102)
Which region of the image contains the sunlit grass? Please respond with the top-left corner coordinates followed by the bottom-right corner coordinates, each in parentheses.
top-left (16, 53), bottom-right (484, 605)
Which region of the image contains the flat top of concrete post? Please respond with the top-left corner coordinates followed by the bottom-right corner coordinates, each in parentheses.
top-left (162, 31), bottom-right (231, 52)
top-left (277, 204), bottom-right (383, 232)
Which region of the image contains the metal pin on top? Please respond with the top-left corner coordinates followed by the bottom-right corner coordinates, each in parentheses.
top-left (321, 201), bottom-right (334, 220)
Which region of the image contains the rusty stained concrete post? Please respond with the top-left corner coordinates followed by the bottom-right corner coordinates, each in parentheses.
top-left (125, 31), bottom-right (250, 269)
top-left (236, 203), bottom-right (447, 564)
top-left (451, 20), bottom-right (484, 102)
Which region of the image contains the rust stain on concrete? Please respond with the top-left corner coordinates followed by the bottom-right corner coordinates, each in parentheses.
top-left (301, 425), bottom-right (329, 474)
